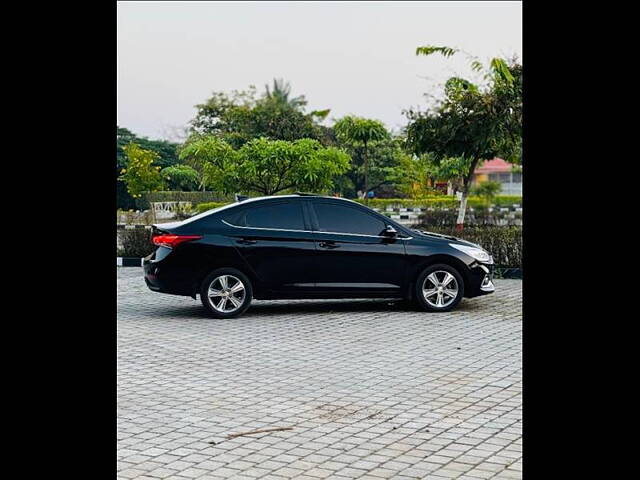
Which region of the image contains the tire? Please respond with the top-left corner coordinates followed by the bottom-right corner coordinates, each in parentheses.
top-left (414, 263), bottom-right (465, 312)
top-left (200, 268), bottom-right (253, 319)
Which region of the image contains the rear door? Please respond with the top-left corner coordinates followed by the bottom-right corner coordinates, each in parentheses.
top-left (308, 200), bottom-right (408, 295)
top-left (223, 199), bottom-right (317, 296)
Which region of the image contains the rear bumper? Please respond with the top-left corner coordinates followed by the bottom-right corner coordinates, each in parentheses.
top-left (143, 252), bottom-right (196, 296)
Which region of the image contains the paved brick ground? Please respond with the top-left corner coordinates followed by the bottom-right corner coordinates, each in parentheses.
top-left (118, 267), bottom-right (522, 479)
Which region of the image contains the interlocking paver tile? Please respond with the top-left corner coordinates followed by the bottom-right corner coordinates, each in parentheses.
top-left (118, 267), bottom-right (521, 479)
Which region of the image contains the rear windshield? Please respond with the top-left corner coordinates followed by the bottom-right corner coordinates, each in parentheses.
top-left (178, 202), bottom-right (239, 225)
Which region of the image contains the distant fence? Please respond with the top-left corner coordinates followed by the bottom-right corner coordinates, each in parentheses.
top-left (374, 205), bottom-right (523, 226)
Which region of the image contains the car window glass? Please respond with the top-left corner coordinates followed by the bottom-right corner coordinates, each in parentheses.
top-left (219, 209), bottom-right (246, 227)
top-left (242, 202), bottom-right (305, 230)
top-left (178, 201), bottom-right (237, 225)
top-left (189, 205), bottom-right (242, 228)
top-left (314, 203), bottom-right (385, 236)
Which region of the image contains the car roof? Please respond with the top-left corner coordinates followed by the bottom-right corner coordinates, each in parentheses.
top-left (180, 193), bottom-right (415, 237)
top-left (179, 194), bottom-right (359, 226)
top-left (235, 194), bottom-right (359, 206)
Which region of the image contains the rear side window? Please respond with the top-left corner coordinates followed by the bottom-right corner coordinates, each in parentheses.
top-left (230, 202), bottom-right (305, 230)
top-left (313, 202), bottom-right (385, 236)
top-left (219, 208), bottom-right (245, 227)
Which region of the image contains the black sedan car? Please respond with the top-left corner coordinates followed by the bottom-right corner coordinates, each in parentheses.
top-left (143, 194), bottom-right (495, 318)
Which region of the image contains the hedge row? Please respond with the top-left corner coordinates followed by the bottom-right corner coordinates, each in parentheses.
top-left (117, 228), bottom-right (154, 258)
top-left (137, 191), bottom-right (231, 210)
top-left (133, 192), bottom-right (522, 213)
top-left (417, 208), bottom-right (522, 227)
top-left (117, 224), bottom-right (522, 270)
top-left (192, 196), bottom-right (522, 214)
top-left (135, 192), bottom-right (521, 212)
top-left (416, 225), bottom-right (522, 269)
top-left (195, 201), bottom-right (233, 213)
top-left (354, 195), bottom-right (522, 209)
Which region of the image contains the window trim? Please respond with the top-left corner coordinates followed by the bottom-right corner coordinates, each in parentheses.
top-left (221, 219), bottom-right (312, 234)
top-left (221, 220), bottom-right (412, 240)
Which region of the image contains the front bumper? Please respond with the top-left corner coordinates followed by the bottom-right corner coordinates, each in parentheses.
top-left (479, 268), bottom-right (496, 293)
top-left (466, 262), bottom-right (495, 297)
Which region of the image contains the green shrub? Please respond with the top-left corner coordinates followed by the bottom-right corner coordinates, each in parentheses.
top-left (355, 197), bottom-right (458, 208)
top-left (493, 195), bottom-right (522, 207)
top-left (195, 201), bottom-right (232, 213)
top-left (137, 191), bottom-right (232, 210)
top-left (354, 195), bottom-right (521, 209)
top-left (117, 228), bottom-right (154, 257)
top-left (417, 205), bottom-right (520, 227)
top-left (416, 225), bottom-right (522, 269)
top-left (418, 209), bottom-right (459, 226)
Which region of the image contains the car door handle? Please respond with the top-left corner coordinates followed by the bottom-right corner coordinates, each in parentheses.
top-left (236, 238), bottom-right (257, 245)
top-left (319, 241), bottom-right (339, 249)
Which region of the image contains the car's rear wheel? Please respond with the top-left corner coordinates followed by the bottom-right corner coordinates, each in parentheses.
top-left (200, 268), bottom-right (253, 318)
top-left (415, 264), bottom-right (464, 312)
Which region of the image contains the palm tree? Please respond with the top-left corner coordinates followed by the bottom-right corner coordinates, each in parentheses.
top-left (264, 78), bottom-right (307, 110)
top-left (334, 116), bottom-right (388, 201)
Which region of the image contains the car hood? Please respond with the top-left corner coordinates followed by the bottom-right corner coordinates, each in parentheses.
top-left (413, 229), bottom-right (481, 249)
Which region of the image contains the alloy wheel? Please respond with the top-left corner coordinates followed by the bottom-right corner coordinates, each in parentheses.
top-left (207, 275), bottom-right (246, 313)
top-left (422, 270), bottom-right (459, 308)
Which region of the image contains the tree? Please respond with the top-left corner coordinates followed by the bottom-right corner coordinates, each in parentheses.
top-left (333, 134), bottom-right (406, 198)
top-left (160, 165), bottom-right (200, 191)
top-left (179, 135), bottom-right (242, 192)
top-left (430, 156), bottom-right (473, 194)
top-left (389, 153), bottom-right (438, 199)
top-left (117, 127), bottom-right (179, 209)
top-left (189, 87), bottom-right (257, 139)
top-left (333, 116), bottom-right (389, 199)
top-left (117, 127), bottom-right (179, 168)
top-left (189, 80), bottom-right (333, 148)
top-left (471, 180), bottom-right (502, 207)
top-left (264, 78), bottom-right (307, 110)
top-left (119, 143), bottom-right (165, 198)
top-left (406, 46), bottom-right (522, 230)
top-left (179, 136), bottom-right (351, 196)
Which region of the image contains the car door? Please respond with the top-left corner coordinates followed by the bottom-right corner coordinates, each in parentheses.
top-left (222, 199), bottom-right (317, 296)
top-left (308, 200), bottom-right (409, 295)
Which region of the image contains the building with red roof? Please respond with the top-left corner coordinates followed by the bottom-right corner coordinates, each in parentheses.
top-left (432, 158), bottom-right (522, 196)
top-left (471, 158), bottom-right (522, 195)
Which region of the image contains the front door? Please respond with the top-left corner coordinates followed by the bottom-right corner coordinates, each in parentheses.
top-left (308, 200), bottom-right (408, 295)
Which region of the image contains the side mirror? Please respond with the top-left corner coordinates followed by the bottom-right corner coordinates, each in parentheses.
top-left (382, 225), bottom-right (398, 237)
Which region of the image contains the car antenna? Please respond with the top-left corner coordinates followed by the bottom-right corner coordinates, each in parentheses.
top-left (235, 194), bottom-right (249, 202)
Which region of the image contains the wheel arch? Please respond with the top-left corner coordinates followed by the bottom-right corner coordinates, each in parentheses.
top-left (193, 260), bottom-right (259, 298)
top-left (408, 254), bottom-right (472, 298)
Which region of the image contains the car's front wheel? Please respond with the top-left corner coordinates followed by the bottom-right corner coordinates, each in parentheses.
top-left (200, 268), bottom-right (253, 318)
top-left (415, 264), bottom-right (464, 312)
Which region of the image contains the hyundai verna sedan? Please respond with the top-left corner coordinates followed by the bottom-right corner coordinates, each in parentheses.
top-left (143, 194), bottom-right (495, 318)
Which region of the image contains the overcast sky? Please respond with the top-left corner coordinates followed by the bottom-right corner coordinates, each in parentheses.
top-left (117, 1), bottom-right (522, 141)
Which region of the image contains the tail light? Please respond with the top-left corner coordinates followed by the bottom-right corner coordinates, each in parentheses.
top-left (152, 234), bottom-right (203, 249)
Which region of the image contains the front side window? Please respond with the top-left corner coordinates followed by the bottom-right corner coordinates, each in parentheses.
top-left (238, 202), bottom-right (305, 230)
top-left (314, 202), bottom-right (385, 236)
